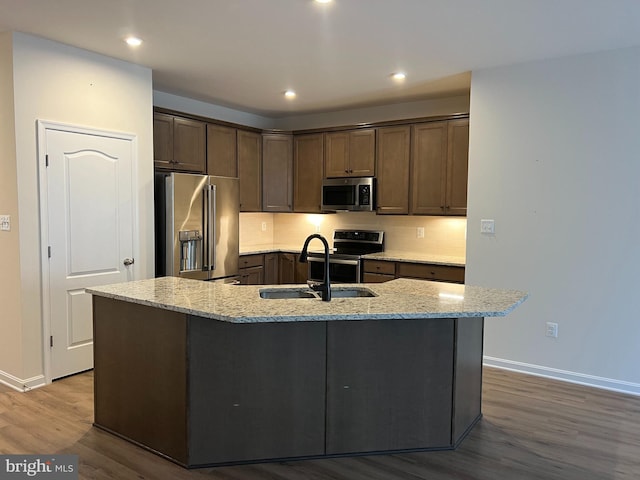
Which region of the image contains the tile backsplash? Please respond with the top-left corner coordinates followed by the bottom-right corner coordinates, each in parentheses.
top-left (240, 212), bottom-right (466, 258)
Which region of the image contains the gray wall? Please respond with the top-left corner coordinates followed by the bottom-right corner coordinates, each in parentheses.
top-left (467, 46), bottom-right (640, 394)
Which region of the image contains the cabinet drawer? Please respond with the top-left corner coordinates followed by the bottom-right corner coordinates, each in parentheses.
top-left (239, 254), bottom-right (264, 269)
top-left (396, 262), bottom-right (465, 283)
top-left (363, 273), bottom-right (394, 284)
top-left (363, 260), bottom-right (396, 276)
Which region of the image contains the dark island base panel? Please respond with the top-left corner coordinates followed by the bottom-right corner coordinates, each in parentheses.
top-left (92, 297), bottom-right (484, 468)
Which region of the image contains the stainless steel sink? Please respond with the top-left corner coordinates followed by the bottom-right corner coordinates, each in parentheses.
top-left (258, 287), bottom-right (377, 299)
top-left (331, 287), bottom-right (377, 298)
top-left (259, 288), bottom-right (319, 299)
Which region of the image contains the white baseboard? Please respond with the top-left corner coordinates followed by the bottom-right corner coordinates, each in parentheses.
top-left (0, 369), bottom-right (47, 392)
top-left (483, 356), bottom-right (640, 397)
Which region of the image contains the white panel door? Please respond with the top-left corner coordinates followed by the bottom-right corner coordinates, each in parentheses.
top-left (45, 128), bottom-right (135, 379)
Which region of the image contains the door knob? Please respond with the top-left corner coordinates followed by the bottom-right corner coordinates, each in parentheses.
top-left (123, 258), bottom-right (135, 266)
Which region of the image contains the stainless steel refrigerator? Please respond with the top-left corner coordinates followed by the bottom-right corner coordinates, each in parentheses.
top-left (155, 172), bottom-right (239, 282)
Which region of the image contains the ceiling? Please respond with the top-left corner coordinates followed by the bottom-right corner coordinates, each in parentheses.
top-left (2, 0), bottom-right (640, 118)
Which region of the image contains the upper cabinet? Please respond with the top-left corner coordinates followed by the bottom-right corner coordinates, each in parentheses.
top-left (294, 133), bottom-right (324, 213)
top-left (237, 130), bottom-right (262, 212)
top-left (376, 126), bottom-right (411, 215)
top-left (410, 119), bottom-right (469, 216)
top-left (207, 124), bottom-right (237, 177)
top-left (325, 129), bottom-right (375, 178)
top-left (262, 133), bottom-right (293, 212)
top-left (445, 119), bottom-right (470, 216)
top-left (153, 112), bottom-right (206, 173)
top-left (153, 108), bottom-right (468, 216)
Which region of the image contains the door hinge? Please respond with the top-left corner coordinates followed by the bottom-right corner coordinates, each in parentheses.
top-left (50, 336), bottom-right (53, 347)
top-left (48, 246), bottom-right (51, 258)
top-left (45, 154), bottom-right (49, 167)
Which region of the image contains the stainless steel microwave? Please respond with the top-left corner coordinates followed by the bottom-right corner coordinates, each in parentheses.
top-left (322, 177), bottom-right (375, 212)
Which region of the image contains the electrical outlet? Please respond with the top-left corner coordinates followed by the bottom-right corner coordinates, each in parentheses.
top-left (261, 222), bottom-right (267, 232)
top-left (545, 322), bottom-right (558, 338)
top-left (480, 219), bottom-right (495, 234)
top-left (417, 227), bottom-right (425, 238)
top-left (0, 215), bottom-right (10, 231)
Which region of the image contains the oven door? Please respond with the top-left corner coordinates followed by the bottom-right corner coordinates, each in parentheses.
top-left (308, 257), bottom-right (361, 284)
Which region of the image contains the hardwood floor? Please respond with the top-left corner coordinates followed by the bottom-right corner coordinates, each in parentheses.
top-left (1, 367), bottom-right (639, 479)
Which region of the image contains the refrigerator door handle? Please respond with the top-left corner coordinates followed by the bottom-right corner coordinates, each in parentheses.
top-left (211, 184), bottom-right (217, 271)
top-left (203, 184), bottom-right (211, 271)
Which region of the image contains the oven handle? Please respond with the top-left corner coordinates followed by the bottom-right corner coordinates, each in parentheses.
top-left (307, 257), bottom-right (360, 266)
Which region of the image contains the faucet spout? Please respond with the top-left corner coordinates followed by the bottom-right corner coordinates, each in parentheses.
top-left (299, 234), bottom-right (331, 301)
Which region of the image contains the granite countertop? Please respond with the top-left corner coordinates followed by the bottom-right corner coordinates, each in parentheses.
top-left (87, 277), bottom-right (527, 324)
top-left (362, 251), bottom-right (465, 267)
top-left (240, 244), bottom-right (302, 255)
top-left (241, 245), bottom-right (466, 267)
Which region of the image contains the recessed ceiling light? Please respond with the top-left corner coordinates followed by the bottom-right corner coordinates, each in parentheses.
top-left (284, 90), bottom-right (297, 99)
top-left (392, 72), bottom-right (406, 81)
top-left (125, 36), bottom-right (143, 47)
top-left (315, 0), bottom-right (333, 4)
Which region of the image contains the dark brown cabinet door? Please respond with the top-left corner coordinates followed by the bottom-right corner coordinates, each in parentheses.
top-left (237, 130), bottom-right (262, 212)
top-left (264, 253), bottom-right (279, 285)
top-left (326, 319), bottom-right (454, 454)
top-left (207, 124), bottom-right (237, 177)
top-left (278, 253), bottom-right (296, 284)
top-left (153, 113), bottom-right (174, 169)
top-left (445, 119), bottom-right (469, 216)
top-left (324, 132), bottom-right (349, 178)
top-left (410, 122), bottom-right (448, 215)
top-left (376, 126), bottom-right (410, 214)
top-left (349, 128), bottom-right (376, 176)
top-left (172, 117), bottom-right (206, 173)
top-left (262, 134), bottom-right (293, 212)
top-left (324, 129), bottom-right (375, 178)
top-left (396, 262), bottom-right (465, 284)
top-left (189, 319), bottom-right (326, 465)
top-left (294, 133), bottom-right (324, 213)
top-left (238, 254), bottom-right (264, 285)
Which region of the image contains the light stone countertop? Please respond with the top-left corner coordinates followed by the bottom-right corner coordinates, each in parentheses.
top-left (240, 244), bottom-right (302, 256)
top-left (87, 277), bottom-right (527, 324)
top-left (362, 251), bottom-right (465, 267)
top-left (240, 245), bottom-right (466, 267)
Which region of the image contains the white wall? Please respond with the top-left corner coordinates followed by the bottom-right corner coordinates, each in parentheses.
top-left (467, 46), bottom-right (640, 394)
top-left (1, 32), bottom-right (154, 388)
top-left (274, 95), bottom-right (469, 131)
top-left (153, 90), bottom-right (275, 130)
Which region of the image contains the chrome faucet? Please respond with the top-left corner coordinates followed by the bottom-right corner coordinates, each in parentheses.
top-left (299, 234), bottom-right (331, 302)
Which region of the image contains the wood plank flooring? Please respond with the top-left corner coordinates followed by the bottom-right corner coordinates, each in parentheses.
top-left (1, 367), bottom-right (639, 479)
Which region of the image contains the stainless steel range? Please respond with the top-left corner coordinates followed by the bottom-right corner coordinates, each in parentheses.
top-left (307, 229), bottom-right (384, 283)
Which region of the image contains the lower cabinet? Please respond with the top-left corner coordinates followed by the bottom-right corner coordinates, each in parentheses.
top-left (94, 297), bottom-right (484, 467)
top-left (363, 259), bottom-right (465, 284)
top-left (397, 262), bottom-right (465, 283)
top-left (326, 319), bottom-right (454, 454)
top-left (279, 253), bottom-right (307, 284)
top-left (239, 252), bottom-right (307, 285)
top-left (189, 319), bottom-right (327, 465)
top-left (264, 253), bottom-right (279, 285)
top-left (238, 254), bottom-right (264, 285)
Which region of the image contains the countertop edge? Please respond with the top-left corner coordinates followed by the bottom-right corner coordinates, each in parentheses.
top-left (87, 278), bottom-right (527, 324)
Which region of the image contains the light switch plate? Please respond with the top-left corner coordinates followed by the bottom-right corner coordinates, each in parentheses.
top-left (0, 215), bottom-right (10, 231)
top-left (480, 219), bottom-right (495, 234)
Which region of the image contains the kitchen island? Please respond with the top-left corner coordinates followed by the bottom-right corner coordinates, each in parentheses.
top-left (87, 277), bottom-right (527, 468)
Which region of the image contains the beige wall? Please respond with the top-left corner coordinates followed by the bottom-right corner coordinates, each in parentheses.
top-left (0, 33), bottom-right (154, 388)
top-left (241, 212), bottom-right (466, 258)
top-left (0, 33), bottom-right (23, 380)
